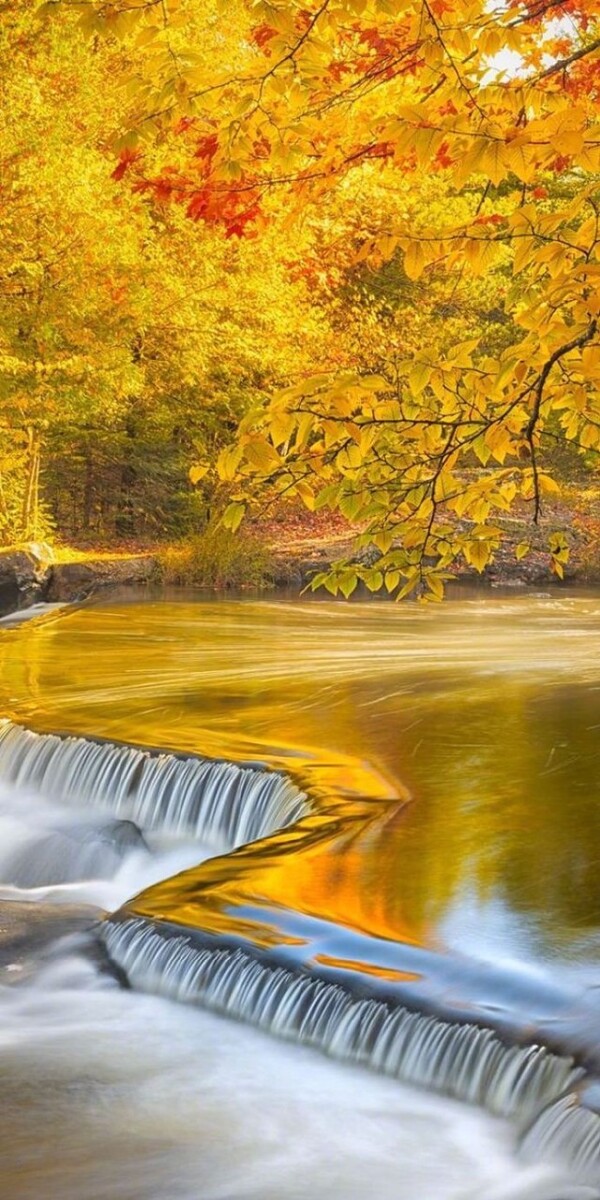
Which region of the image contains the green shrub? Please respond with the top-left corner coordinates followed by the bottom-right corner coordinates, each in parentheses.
top-left (157, 523), bottom-right (274, 590)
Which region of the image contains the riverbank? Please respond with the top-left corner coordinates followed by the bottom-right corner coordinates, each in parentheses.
top-left (1, 487), bottom-right (599, 617)
top-left (0, 546), bottom-right (156, 618)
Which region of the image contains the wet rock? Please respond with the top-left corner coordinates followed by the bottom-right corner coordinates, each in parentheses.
top-left (46, 555), bottom-right (157, 602)
top-left (0, 899), bottom-right (127, 988)
top-left (0, 899), bottom-right (102, 968)
top-left (0, 546), bottom-right (52, 617)
top-left (4, 819), bottom-right (148, 888)
top-left (269, 557), bottom-right (304, 588)
top-left (352, 544), bottom-right (383, 569)
top-left (101, 819), bottom-right (148, 853)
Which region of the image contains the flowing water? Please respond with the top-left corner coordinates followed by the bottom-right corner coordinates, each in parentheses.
top-left (1, 590), bottom-right (600, 1198)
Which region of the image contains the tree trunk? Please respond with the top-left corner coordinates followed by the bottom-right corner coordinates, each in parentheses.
top-left (83, 448), bottom-right (94, 532)
top-left (22, 428), bottom-right (41, 542)
top-left (115, 418), bottom-right (137, 538)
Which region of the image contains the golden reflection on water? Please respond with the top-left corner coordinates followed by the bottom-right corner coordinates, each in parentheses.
top-left (312, 955), bottom-right (422, 983)
top-left (2, 593), bottom-right (600, 972)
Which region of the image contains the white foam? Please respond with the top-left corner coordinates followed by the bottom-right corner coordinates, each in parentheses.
top-left (0, 720), bottom-right (308, 849)
top-left (0, 942), bottom-right (574, 1200)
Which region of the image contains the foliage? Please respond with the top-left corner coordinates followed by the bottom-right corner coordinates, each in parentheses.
top-left (157, 525), bottom-right (274, 589)
top-left (199, 0), bottom-right (600, 597)
top-left (0, 1), bottom-right (327, 547)
top-left (4, 0), bottom-right (600, 594)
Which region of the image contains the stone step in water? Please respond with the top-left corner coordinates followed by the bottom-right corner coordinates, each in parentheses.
top-left (0, 721), bottom-right (308, 850)
top-left (102, 916), bottom-right (600, 1185)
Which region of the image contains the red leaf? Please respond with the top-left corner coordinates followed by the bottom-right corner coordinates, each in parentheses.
top-left (195, 134), bottom-right (219, 162)
top-left (186, 188), bottom-right (210, 220)
top-left (434, 141), bottom-right (455, 169)
top-left (111, 148), bottom-right (141, 182)
top-left (550, 154), bottom-right (572, 173)
top-left (251, 24), bottom-right (277, 51)
top-left (174, 116), bottom-right (195, 135)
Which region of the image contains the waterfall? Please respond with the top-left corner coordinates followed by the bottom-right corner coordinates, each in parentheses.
top-left (520, 1094), bottom-right (600, 1184)
top-left (0, 721), bottom-right (308, 849)
top-left (5, 716), bottom-right (600, 1186)
top-left (103, 915), bottom-right (600, 1185)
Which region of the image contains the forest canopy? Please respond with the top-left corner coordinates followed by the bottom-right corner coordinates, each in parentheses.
top-left (2, 0), bottom-right (600, 595)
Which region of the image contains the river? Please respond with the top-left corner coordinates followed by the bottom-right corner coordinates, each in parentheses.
top-left (1, 590), bottom-right (599, 1198)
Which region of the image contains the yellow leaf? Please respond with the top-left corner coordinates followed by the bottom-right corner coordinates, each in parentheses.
top-left (549, 531), bottom-right (568, 553)
top-left (464, 541), bottom-right (491, 573)
top-left (472, 436), bottom-right (492, 467)
top-left (515, 542), bottom-right (530, 560)
top-left (396, 574), bottom-right (419, 600)
top-left (339, 492), bottom-right (363, 519)
top-left (323, 576), bottom-right (339, 596)
top-left (481, 139), bottom-right (509, 187)
top-left (553, 128), bottom-right (584, 157)
top-left (408, 361), bottom-right (432, 394)
top-left (373, 530), bottom-right (393, 554)
top-left (427, 574), bottom-right (444, 601)
top-left (435, 471), bottom-right (457, 501)
top-left (580, 425), bottom-right (599, 449)
top-left (375, 235), bottom-right (398, 260)
top-left (222, 502), bottom-right (245, 533)
top-left (336, 443), bottom-right (363, 472)
top-left (359, 374), bottom-right (388, 392)
top-left (270, 412), bottom-right (295, 449)
top-left (513, 237), bottom-right (537, 276)
top-left (364, 569), bottom-right (384, 592)
top-left (189, 463), bottom-right (209, 485)
top-left (403, 241), bottom-right (428, 280)
top-left (339, 573), bottom-right (358, 599)
top-left (294, 479), bottom-right (315, 510)
top-left (217, 444), bottom-right (244, 482)
top-left (244, 439), bottom-right (281, 473)
top-left (294, 413), bottom-right (315, 452)
top-left (539, 474), bottom-right (561, 496)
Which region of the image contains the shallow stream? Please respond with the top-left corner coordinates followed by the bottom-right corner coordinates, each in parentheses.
top-left (1, 591), bottom-right (600, 1198)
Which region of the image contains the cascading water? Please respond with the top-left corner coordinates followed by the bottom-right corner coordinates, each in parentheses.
top-left (0, 747), bottom-right (558, 1200)
top-left (521, 1094), bottom-right (600, 1184)
top-left (4, 595), bottom-right (600, 1198)
top-left (0, 720), bottom-right (308, 850)
top-left (102, 918), bottom-right (580, 1123)
top-left (101, 916), bottom-right (600, 1185)
top-left (2, 712), bottom-right (600, 1188)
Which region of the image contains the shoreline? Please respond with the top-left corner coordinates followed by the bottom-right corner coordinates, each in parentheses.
top-left (1, 531), bottom-right (599, 620)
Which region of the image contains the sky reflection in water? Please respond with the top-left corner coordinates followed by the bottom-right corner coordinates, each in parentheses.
top-left (2, 591), bottom-right (600, 987)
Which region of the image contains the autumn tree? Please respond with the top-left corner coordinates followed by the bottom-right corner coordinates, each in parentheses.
top-left (1, 5), bottom-right (150, 540)
top-left (54, 0), bottom-right (600, 591)
top-left (1, 1), bottom-right (328, 544)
